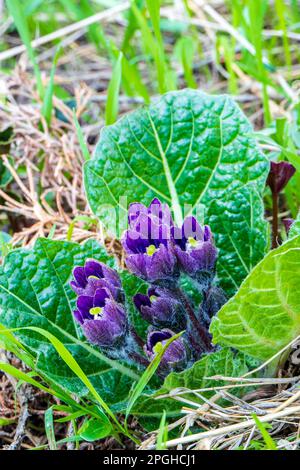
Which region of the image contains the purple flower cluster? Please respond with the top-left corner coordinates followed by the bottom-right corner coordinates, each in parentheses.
top-left (71, 261), bottom-right (128, 353)
top-left (70, 199), bottom-right (224, 376)
top-left (122, 198), bottom-right (217, 287)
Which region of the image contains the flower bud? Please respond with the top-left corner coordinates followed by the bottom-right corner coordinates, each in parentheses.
top-left (172, 216), bottom-right (217, 287)
top-left (283, 218), bottom-right (294, 235)
top-left (122, 209), bottom-right (177, 283)
top-left (267, 161), bottom-right (296, 194)
top-left (74, 288), bottom-right (127, 349)
top-left (133, 287), bottom-right (187, 331)
top-left (71, 259), bottom-right (122, 300)
top-left (144, 328), bottom-right (187, 371)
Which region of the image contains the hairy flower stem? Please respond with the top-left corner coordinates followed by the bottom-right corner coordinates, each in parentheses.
top-left (130, 326), bottom-right (144, 349)
top-left (173, 287), bottom-right (213, 352)
top-left (272, 190), bottom-right (279, 249)
top-left (128, 351), bottom-right (150, 369)
top-left (187, 332), bottom-right (204, 358)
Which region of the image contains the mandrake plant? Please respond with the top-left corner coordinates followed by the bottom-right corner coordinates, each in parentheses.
top-left (0, 89), bottom-right (300, 448)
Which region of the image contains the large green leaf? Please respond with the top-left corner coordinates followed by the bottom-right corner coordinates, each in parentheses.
top-left (210, 236), bottom-right (300, 361)
top-left (0, 238), bottom-right (140, 403)
top-left (84, 89), bottom-right (269, 292)
top-left (208, 184), bottom-right (268, 293)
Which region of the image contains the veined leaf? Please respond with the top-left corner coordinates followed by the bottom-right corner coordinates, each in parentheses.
top-left (85, 90), bottom-right (269, 292)
top-left (208, 183), bottom-right (269, 293)
top-left (210, 236), bottom-right (300, 360)
top-left (0, 238), bottom-right (140, 402)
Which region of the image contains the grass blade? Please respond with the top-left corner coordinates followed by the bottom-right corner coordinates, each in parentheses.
top-left (105, 51), bottom-right (123, 125)
top-left (12, 325), bottom-right (135, 439)
top-left (45, 407), bottom-right (57, 450)
top-left (131, 2), bottom-right (175, 93)
top-left (274, 0), bottom-right (292, 74)
top-left (73, 111), bottom-right (90, 161)
top-left (6, 0), bottom-right (44, 98)
top-left (175, 37), bottom-right (197, 88)
top-left (24, 327), bottom-right (118, 422)
top-left (248, 0), bottom-right (271, 125)
top-left (146, 0), bottom-right (162, 46)
top-left (41, 46), bottom-right (61, 127)
top-left (252, 414), bottom-right (278, 450)
top-left (156, 410), bottom-right (168, 450)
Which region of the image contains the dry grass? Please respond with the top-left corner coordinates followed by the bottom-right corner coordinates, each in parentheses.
top-left (141, 337), bottom-right (300, 450)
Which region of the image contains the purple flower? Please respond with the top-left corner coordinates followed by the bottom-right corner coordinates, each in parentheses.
top-left (172, 216), bottom-right (217, 284)
top-left (283, 218), bottom-right (294, 235)
top-left (144, 328), bottom-right (187, 370)
top-left (70, 259), bottom-right (122, 300)
top-left (73, 287), bottom-right (127, 348)
top-left (122, 201), bottom-right (177, 283)
top-left (128, 198), bottom-right (174, 229)
top-left (133, 287), bottom-right (187, 331)
top-left (267, 161), bottom-right (296, 194)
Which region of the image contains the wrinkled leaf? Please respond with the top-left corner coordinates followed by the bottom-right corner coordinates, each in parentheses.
top-left (208, 184), bottom-right (268, 293)
top-left (85, 90), bottom-right (268, 292)
top-left (0, 238), bottom-right (139, 403)
top-left (210, 236), bottom-right (300, 360)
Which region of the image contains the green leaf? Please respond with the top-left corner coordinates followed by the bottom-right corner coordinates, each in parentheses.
top-left (0, 416), bottom-right (16, 427)
top-left (210, 236), bottom-right (300, 361)
top-left (45, 407), bottom-right (57, 450)
top-left (78, 416), bottom-right (112, 442)
top-left (0, 238), bottom-right (140, 403)
top-left (85, 90), bottom-right (268, 292)
top-left (0, 126), bottom-right (13, 155)
top-left (0, 232), bottom-right (12, 257)
top-left (208, 183), bottom-right (268, 294)
top-left (252, 414), bottom-right (278, 450)
top-left (22, 326), bottom-right (121, 429)
top-left (0, 157), bottom-right (13, 188)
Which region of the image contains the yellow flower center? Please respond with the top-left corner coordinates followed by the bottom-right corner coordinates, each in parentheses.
top-left (146, 244), bottom-right (157, 256)
top-left (188, 236), bottom-right (198, 247)
top-left (89, 306), bottom-right (103, 316)
top-left (149, 295), bottom-right (157, 303)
